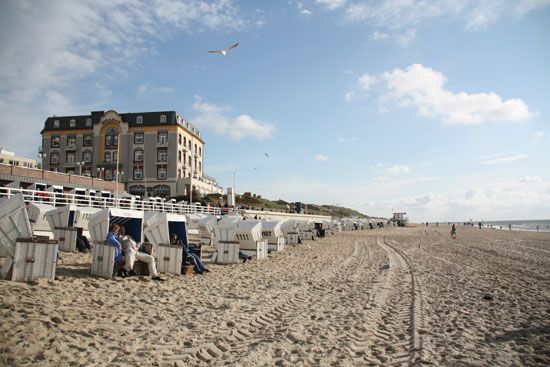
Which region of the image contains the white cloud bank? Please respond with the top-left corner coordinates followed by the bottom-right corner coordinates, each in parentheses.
top-left (386, 165), bottom-right (411, 175)
top-left (192, 99), bottom-right (275, 140)
top-left (137, 83), bottom-right (175, 96)
top-left (315, 154), bottom-right (329, 161)
top-left (348, 64), bottom-right (532, 125)
top-left (479, 153), bottom-right (529, 165)
top-left (0, 0), bottom-right (258, 157)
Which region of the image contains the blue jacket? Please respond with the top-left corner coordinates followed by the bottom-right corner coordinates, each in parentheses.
top-left (106, 231), bottom-right (123, 262)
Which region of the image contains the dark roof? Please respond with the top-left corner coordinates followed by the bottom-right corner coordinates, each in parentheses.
top-left (41, 111), bottom-right (202, 140)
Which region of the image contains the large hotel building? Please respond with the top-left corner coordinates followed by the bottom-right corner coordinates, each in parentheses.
top-left (40, 110), bottom-right (222, 198)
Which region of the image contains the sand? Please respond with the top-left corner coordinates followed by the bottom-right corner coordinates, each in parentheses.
top-left (1, 226), bottom-right (549, 366)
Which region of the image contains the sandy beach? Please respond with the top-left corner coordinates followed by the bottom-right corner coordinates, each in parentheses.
top-left (1, 226), bottom-right (549, 366)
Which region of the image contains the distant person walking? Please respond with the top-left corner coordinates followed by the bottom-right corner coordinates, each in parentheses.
top-left (509, 224), bottom-right (512, 231)
top-left (450, 224), bottom-right (457, 239)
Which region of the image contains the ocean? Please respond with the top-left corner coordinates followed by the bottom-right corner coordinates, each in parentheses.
top-left (481, 219), bottom-right (550, 232)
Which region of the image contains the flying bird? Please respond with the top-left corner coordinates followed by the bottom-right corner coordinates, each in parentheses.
top-left (264, 153), bottom-right (270, 157)
top-left (208, 42), bottom-right (239, 56)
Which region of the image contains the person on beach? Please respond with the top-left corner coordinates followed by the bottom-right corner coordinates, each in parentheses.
top-left (119, 226), bottom-right (164, 281)
top-left (450, 224), bottom-right (457, 239)
top-left (170, 233), bottom-right (210, 274)
top-left (106, 224), bottom-right (124, 264)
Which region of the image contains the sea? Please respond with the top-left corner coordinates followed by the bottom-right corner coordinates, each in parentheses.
top-left (481, 219), bottom-right (550, 232)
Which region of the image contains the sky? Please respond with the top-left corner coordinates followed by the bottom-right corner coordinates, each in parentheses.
top-left (0, 0), bottom-right (549, 222)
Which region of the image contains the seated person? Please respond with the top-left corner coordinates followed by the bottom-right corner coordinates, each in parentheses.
top-left (119, 226), bottom-right (164, 281)
top-left (170, 233), bottom-right (210, 274)
top-left (239, 251), bottom-right (253, 263)
top-left (76, 227), bottom-right (92, 253)
top-left (106, 224), bottom-right (124, 270)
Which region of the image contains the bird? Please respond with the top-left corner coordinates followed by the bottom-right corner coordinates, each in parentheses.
top-left (264, 153), bottom-right (270, 157)
top-left (208, 42), bottom-right (239, 56)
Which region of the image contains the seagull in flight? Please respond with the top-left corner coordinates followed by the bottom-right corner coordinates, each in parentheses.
top-left (264, 153), bottom-right (270, 157)
top-left (208, 42), bottom-right (239, 56)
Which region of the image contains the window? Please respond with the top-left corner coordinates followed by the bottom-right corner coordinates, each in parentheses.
top-left (50, 152), bottom-right (59, 164)
top-left (53, 120), bottom-right (60, 128)
top-left (133, 166), bottom-right (143, 180)
top-left (83, 134), bottom-right (93, 147)
top-left (51, 136), bottom-right (60, 148)
top-left (134, 149), bottom-right (143, 162)
top-left (160, 114), bottom-right (167, 123)
top-left (83, 151), bottom-right (92, 163)
top-left (188, 156), bottom-right (192, 167)
top-left (86, 118), bottom-right (92, 127)
top-left (112, 152), bottom-right (118, 163)
top-left (188, 140), bottom-right (191, 150)
top-left (105, 127), bottom-right (119, 148)
top-left (199, 162), bottom-right (202, 172)
top-left (104, 151), bottom-right (111, 163)
top-left (178, 134), bottom-right (182, 144)
top-left (67, 135), bottom-right (76, 149)
top-left (134, 133), bottom-right (144, 144)
top-left (183, 136), bottom-right (187, 147)
top-left (66, 152), bottom-right (75, 164)
top-left (157, 165), bottom-right (167, 180)
top-left (199, 147), bottom-right (202, 156)
top-left (70, 119), bottom-right (76, 127)
top-left (157, 148), bottom-right (167, 162)
top-left (158, 131), bottom-right (168, 144)
top-left (178, 168), bottom-right (181, 178)
top-left (136, 116), bottom-right (143, 124)
top-left (178, 151), bottom-right (182, 162)
top-left (105, 170), bottom-right (112, 181)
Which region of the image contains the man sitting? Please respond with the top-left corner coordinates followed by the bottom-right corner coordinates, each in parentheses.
top-left (119, 226), bottom-right (164, 281)
top-left (170, 233), bottom-right (210, 274)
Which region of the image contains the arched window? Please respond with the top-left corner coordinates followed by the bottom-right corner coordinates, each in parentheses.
top-left (178, 151), bottom-right (182, 162)
top-left (178, 134), bottom-right (182, 144)
top-left (105, 127), bottom-right (119, 148)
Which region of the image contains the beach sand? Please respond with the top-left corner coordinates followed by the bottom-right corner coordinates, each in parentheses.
top-left (1, 226), bottom-right (549, 366)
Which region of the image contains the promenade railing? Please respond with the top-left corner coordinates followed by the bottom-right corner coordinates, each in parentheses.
top-left (0, 187), bottom-right (221, 215)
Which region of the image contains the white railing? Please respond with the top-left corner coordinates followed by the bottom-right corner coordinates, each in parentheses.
top-left (0, 187), bottom-right (221, 215)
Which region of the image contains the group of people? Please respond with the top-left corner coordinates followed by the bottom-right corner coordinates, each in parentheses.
top-left (106, 224), bottom-right (212, 280)
top-left (106, 224), bottom-right (165, 281)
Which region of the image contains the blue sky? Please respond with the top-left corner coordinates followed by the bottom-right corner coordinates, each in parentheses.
top-left (1, 0), bottom-right (549, 222)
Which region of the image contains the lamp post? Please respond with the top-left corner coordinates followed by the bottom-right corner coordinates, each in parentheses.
top-left (114, 132), bottom-right (121, 203)
top-left (76, 161), bottom-right (85, 176)
top-left (97, 167), bottom-right (104, 180)
top-left (233, 169), bottom-right (237, 207)
top-left (37, 148), bottom-right (46, 178)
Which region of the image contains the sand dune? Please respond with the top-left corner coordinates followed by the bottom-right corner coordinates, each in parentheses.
top-left (1, 226), bottom-right (549, 366)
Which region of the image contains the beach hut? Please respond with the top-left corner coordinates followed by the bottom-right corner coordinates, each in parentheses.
top-left (197, 215), bottom-right (217, 245)
top-left (212, 217), bottom-right (241, 264)
top-left (281, 220), bottom-right (300, 245)
top-left (261, 220), bottom-right (285, 252)
top-left (88, 208), bottom-right (144, 278)
top-left (46, 205), bottom-right (79, 252)
top-left (27, 182), bottom-right (49, 202)
top-left (26, 202), bottom-right (56, 236)
top-left (235, 220), bottom-right (268, 260)
top-left (73, 207), bottom-right (101, 237)
top-left (69, 187), bottom-right (88, 206)
top-left (185, 213), bottom-right (206, 235)
top-left (46, 185), bottom-right (65, 206)
top-left (0, 194), bottom-right (58, 281)
top-left (143, 213), bottom-right (187, 274)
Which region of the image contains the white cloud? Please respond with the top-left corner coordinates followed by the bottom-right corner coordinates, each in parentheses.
top-left (533, 130), bottom-right (546, 140)
top-left (0, 0), bottom-right (258, 157)
top-left (344, 0), bottom-right (549, 31)
top-left (479, 153), bottom-right (529, 165)
top-left (137, 83), bottom-right (175, 96)
top-left (358, 73), bottom-right (377, 91)
top-left (370, 30), bottom-right (390, 40)
top-left (297, 2), bottom-right (312, 15)
top-left (315, 154), bottom-right (329, 161)
top-left (386, 165), bottom-right (411, 175)
top-left (316, 0), bottom-right (347, 10)
top-left (337, 137), bottom-right (357, 143)
top-left (379, 64), bottom-right (531, 124)
top-left (192, 98), bottom-right (275, 140)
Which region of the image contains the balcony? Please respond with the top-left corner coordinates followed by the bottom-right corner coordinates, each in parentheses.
top-left (156, 140), bottom-right (168, 147)
top-left (66, 144), bottom-right (77, 151)
top-left (97, 161), bottom-right (123, 169)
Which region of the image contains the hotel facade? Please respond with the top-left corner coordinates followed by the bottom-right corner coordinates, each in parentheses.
top-left (40, 110), bottom-right (223, 198)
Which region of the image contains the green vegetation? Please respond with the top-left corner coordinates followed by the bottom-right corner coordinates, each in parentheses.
top-left (183, 192), bottom-right (370, 219)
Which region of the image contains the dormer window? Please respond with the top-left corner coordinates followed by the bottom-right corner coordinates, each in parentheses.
top-left (53, 120), bottom-right (60, 128)
top-left (70, 119), bottom-right (76, 127)
top-left (136, 116), bottom-right (143, 124)
top-left (85, 118), bottom-right (92, 127)
top-left (160, 115), bottom-right (167, 123)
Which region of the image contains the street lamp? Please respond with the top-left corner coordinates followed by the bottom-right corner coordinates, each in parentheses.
top-left (37, 148), bottom-right (46, 176)
top-left (97, 167), bottom-right (105, 179)
top-left (76, 161), bottom-right (85, 176)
